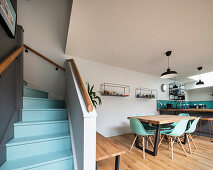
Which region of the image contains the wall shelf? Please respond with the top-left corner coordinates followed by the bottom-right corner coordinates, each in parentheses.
top-left (169, 83), bottom-right (185, 101)
top-left (100, 83), bottom-right (130, 97)
top-left (135, 88), bottom-right (157, 99)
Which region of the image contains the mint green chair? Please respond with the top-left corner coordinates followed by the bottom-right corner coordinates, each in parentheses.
top-left (170, 113), bottom-right (190, 127)
top-left (135, 114), bottom-right (156, 131)
top-left (129, 118), bottom-right (155, 158)
top-left (185, 117), bottom-right (200, 153)
top-left (160, 119), bottom-right (189, 159)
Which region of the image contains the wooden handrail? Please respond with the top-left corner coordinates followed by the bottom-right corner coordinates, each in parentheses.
top-left (23, 44), bottom-right (65, 71)
top-left (0, 46), bottom-right (24, 75)
top-left (68, 59), bottom-right (93, 112)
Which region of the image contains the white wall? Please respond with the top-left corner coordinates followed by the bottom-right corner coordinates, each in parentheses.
top-left (17, 0), bottom-right (72, 99)
top-left (186, 87), bottom-right (213, 101)
top-left (17, 0), bottom-right (171, 137)
top-left (73, 57), bottom-right (170, 137)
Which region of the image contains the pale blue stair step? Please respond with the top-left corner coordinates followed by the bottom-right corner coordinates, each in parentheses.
top-left (6, 133), bottom-right (71, 160)
top-left (23, 97), bottom-right (66, 109)
top-left (23, 86), bottom-right (48, 99)
top-left (0, 150), bottom-right (73, 170)
top-left (14, 120), bottom-right (69, 138)
top-left (22, 109), bottom-right (68, 121)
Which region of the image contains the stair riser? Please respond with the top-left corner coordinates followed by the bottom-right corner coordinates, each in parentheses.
top-left (24, 87), bottom-right (48, 99)
top-left (31, 158), bottom-right (74, 170)
top-left (22, 110), bottom-right (68, 121)
top-left (7, 138), bottom-right (71, 160)
top-left (23, 98), bottom-right (65, 109)
top-left (14, 122), bottom-right (69, 138)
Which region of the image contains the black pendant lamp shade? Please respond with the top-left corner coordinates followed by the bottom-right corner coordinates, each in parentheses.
top-left (196, 67), bottom-right (204, 86)
top-left (160, 51), bottom-right (178, 79)
top-left (173, 84), bottom-right (178, 89)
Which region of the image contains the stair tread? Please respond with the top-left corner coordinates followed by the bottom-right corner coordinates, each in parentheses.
top-left (7, 133), bottom-right (70, 147)
top-left (0, 150), bottom-right (73, 170)
top-left (23, 86), bottom-right (48, 94)
top-left (14, 120), bottom-right (68, 126)
top-left (23, 97), bottom-right (64, 101)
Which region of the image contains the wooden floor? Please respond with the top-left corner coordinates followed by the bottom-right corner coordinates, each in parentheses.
top-left (97, 133), bottom-right (213, 170)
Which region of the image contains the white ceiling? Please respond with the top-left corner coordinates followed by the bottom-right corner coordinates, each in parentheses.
top-left (66, 0), bottom-right (213, 82)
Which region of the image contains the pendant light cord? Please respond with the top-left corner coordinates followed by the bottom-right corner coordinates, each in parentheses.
top-left (168, 56), bottom-right (170, 69)
top-left (199, 70), bottom-right (201, 81)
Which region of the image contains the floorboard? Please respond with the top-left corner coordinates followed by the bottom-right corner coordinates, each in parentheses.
top-left (97, 134), bottom-right (213, 170)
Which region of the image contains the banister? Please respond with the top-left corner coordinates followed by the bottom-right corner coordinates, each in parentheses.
top-left (0, 46), bottom-right (24, 75)
top-left (67, 59), bottom-right (93, 112)
top-left (23, 44), bottom-right (65, 71)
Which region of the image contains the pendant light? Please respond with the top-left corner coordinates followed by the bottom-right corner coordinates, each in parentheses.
top-left (160, 51), bottom-right (178, 79)
top-left (196, 67), bottom-right (204, 86)
top-left (173, 77), bottom-right (178, 89)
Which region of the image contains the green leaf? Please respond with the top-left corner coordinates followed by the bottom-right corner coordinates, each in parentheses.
top-left (94, 96), bottom-right (102, 105)
top-left (90, 85), bottom-right (94, 94)
top-left (92, 100), bottom-right (97, 108)
top-left (87, 83), bottom-right (90, 93)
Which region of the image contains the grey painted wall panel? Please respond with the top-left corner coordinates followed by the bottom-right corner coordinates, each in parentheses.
top-left (0, 0), bottom-right (23, 166)
top-left (66, 62), bottom-right (84, 170)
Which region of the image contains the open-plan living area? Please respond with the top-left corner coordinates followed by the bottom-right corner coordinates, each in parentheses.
top-left (0, 0), bottom-right (213, 170)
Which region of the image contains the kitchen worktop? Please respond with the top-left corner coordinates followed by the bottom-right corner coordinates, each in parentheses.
top-left (158, 108), bottom-right (213, 113)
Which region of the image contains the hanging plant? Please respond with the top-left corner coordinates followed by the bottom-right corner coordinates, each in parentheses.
top-left (86, 83), bottom-right (102, 108)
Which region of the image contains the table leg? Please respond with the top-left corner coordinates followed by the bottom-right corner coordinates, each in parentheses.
top-left (115, 155), bottom-right (120, 170)
top-left (96, 162), bottom-right (98, 170)
top-left (153, 124), bottom-right (161, 156)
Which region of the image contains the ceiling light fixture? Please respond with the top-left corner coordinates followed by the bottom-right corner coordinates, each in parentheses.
top-left (160, 51), bottom-right (178, 79)
top-left (196, 67), bottom-right (204, 86)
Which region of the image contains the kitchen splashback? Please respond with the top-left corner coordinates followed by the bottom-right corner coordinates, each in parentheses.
top-left (157, 100), bottom-right (213, 109)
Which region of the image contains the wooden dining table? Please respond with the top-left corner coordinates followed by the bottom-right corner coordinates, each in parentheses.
top-left (127, 115), bottom-right (197, 156)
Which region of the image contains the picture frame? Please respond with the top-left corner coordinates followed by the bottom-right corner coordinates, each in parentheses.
top-left (0, 0), bottom-right (16, 38)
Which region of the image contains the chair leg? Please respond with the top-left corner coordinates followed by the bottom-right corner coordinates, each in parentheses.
top-left (158, 135), bottom-right (165, 147)
top-left (148, 136), bottom-right (154, 147)
top-left (130, 135), bottom-right (137, 150)
top-left (142, 136), bottom-right (145, 159)
top-left (189, 133), bottom-right (197, 150)
top-left (186, 134), bottom-right (192, 154)
top-left (170, 137), bottom-right (173, 159)
top-left (146, 136), bottom-right (149, 149)
top-left (177, 137), bottom-right (188, 157)
top-left (168, 136), bottom-right (171, 150)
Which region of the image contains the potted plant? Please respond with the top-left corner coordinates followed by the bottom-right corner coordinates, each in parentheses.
top-left (86, 83), bottom-right (102, 108)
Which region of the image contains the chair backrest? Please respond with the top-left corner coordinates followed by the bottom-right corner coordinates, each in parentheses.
top-left (129, 118), bottom-right (149, 136)
top-left (135, 113), bottom-right (155, 116)
top-left (169, 119), bottom-right (189, 137)
top-left (171, 113), bottom-right (190, 126)
top-left (179, 113), bottom-right (190, 116)
top-left (185, 117), bottom-right (200, 133)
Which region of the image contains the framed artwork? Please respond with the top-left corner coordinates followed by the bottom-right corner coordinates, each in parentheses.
top-left (0, 0), bottom-right (16, 38)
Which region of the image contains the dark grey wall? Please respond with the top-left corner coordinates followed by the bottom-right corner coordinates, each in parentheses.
top-left (0, 0), bottom-right (23, 166)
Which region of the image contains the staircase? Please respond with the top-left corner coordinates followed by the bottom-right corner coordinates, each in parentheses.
top-left (0, 83), bottom-right (74, 170)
